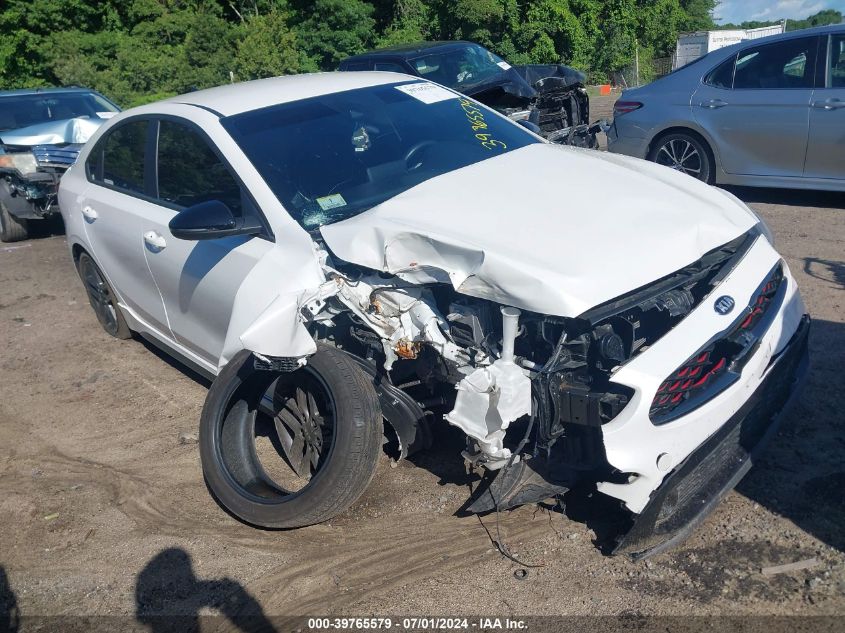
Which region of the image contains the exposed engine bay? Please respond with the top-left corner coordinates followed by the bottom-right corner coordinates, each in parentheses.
top-left (0, 115), bottom-right (105, 220)
top-left (0, 91), bottom-right (118, 233)
top-left (0, 143), bottom-right (82, 219)
top-left (473, 64), bottom-right (599, 147)
top-left (291, 232), bottom-right (752, 521)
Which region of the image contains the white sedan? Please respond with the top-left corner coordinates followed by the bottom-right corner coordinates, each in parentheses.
top-left (59, 72), bottom-right (809, 558)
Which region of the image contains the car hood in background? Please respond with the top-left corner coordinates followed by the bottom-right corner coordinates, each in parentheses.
top-left (460, 68), bottom-right (536, 101)
top-left (461, 64), bottom-right (586, 103)
top-left (320, 144), bottom-right (757, 317)
top-left (0, 115), bottom-right (112, 146)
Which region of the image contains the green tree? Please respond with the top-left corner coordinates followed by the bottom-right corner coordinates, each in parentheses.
top-left (235, 10), bottom-right (303, 79)
top-left (291, 0), bottom-right (375, 69)
top-left (680, 0), bottom-right (716, 30)
top-left (377, 0), bottom-right (436, 47)
top-left (179, 7), bottom-right (239, 90)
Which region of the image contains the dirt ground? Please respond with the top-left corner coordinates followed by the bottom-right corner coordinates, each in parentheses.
top-left (1, 95), bottom-right (844, 627)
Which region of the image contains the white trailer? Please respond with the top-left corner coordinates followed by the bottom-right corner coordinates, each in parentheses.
top-left (673, 24), bottom-right (786, 70)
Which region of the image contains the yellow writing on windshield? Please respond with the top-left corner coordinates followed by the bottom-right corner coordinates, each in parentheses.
top-left (458, 98), bottom-right (508, 151)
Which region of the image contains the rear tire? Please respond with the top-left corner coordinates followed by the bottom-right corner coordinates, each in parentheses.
top-left (200, 344), bottom-right (382, 528)
top-left (76, 252), bottom-right (132, 339)
top-left (0, 199), bottom-right (29, 242)
top-left (648, 131), bottom-right (714, 184)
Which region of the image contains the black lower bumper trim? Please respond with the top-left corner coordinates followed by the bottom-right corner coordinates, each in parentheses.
top-left (613, 314), bottom-right (811, 559)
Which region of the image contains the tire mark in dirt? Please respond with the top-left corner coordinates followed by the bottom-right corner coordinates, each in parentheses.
top-left (3, 406), bottom-right (562, 611)
top-left (242, 510), bottom-right (555, 614)
top-left (3, 448), bottom-right (241, 538)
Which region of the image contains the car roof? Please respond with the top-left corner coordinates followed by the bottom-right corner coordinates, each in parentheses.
top-left (663, 23), bottom-right (845, 80)
top-left (0, 87), bottom-right (103, 98)
top-left (344, 41), bottom-right (476, 62)
top-left (163, 71), bottom-right (418, 117)
top-left (712, 23), bottom-right (845, 56)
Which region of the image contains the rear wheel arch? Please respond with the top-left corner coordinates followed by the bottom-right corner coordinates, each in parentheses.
top-left (71, 242), bottom-right (87, 263)
top-left (75, 250), bottom-right (132, 339)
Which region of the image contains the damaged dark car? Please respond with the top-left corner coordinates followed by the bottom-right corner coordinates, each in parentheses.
top-left (340, 41), bottom-right (599, 147)
top-left (0, 87), bottom-right (120, 242)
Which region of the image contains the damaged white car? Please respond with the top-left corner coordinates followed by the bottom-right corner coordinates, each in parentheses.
top-left (60, 73), bottom-right (810, 558)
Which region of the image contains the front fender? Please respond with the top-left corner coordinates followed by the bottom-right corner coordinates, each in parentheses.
top-left (217, 245), bottom-right (325, 371)
top-left (225, 292), bottom-right (317, 369)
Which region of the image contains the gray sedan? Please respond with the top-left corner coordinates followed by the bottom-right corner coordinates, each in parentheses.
top-left (608, 24), bottom-right (845, 191)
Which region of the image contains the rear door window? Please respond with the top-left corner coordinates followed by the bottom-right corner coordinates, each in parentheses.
top-left (733, 36), bottom-right (818, 89)
top-left (93, 120), bottom-right (148, 194)
top-left (705, 57), bottom-right (735, 88)
top-left (156, 120), bottom-right (242, 215)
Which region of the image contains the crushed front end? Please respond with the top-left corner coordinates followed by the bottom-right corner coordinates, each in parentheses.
top-left (467, 64), bottom-right (600, 148)
top-left (469, 228), bottom-right (809, 557)
top-left (592, 231), bottom-right (810, 557)
top-left (301, 217), bottom-right (807, 557)
top-left (0, 143), bottom-right (82, 220)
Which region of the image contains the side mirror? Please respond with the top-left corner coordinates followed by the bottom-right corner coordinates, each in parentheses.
top-left (517, 120), bottom-right (542, 135)
top-left (168, 200), bottom-right (262, 241)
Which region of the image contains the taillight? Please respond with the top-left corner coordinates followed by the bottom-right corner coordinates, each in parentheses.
top-left (613, 101), bottom-right (643, 117)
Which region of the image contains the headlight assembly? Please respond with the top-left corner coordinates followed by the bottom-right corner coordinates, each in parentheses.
top-left (0, 152), bottom-right (38, 175)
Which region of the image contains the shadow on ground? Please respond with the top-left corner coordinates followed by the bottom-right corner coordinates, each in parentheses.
top-left (135, 548), bottom-right (276, 633)
top-left (735, 317), bottom-right (845, 553)
top-left (21, 215), bottom-right (65, 241)
top-left (803, 257), bottom-right (845, 290)
top-left (726, 186), bottom-right (845, 209)
top-left (134, 336), bottom-right (212, 388)
top-left (0, 566), bottom-right (20, 633)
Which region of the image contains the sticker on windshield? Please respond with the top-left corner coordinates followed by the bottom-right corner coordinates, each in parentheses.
top-left (395, 82), bottom-right (457, 104)
top-left (497, 61), bottom-right (511, 70)
top-left (316, 194), bottom-right (347, 211)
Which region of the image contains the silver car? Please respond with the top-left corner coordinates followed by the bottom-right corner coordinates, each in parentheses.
top-left (608, 25), bottom-right (845, 191)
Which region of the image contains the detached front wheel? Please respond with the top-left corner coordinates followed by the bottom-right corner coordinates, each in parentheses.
top-left (199, 344), bottom-right (382, 528)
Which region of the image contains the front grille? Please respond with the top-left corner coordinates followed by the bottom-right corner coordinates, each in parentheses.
top-left (32, 144), bottom-right (82, 168)
top-left (650, 263), bottom-right (785, 424)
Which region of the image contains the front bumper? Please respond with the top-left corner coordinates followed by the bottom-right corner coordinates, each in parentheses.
top-left (613, 313), bottom-right (810, 558)
top-left (596, 235), bottom-right (806, 514)
top-left (1, 172), bottom-right (61, 219)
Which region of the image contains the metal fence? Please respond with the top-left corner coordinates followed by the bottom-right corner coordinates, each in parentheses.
top-left (612, 55), bottom-right (674, 89)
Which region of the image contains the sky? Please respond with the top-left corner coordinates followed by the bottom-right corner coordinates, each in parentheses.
top-left (715, 0), bottom-right (845, 24)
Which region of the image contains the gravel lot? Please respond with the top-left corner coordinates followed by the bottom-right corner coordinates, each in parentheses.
top-left (1, 95), bottom-right (843, 624)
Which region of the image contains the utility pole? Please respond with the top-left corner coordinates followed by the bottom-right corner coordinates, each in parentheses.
top-left (635, 38), bottom-right (640, 87)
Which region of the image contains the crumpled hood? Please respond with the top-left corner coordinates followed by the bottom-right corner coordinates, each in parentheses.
top-left (320, 144), bottom-right (757, 317)
top-left (0, 116), bottom-right (109, 146)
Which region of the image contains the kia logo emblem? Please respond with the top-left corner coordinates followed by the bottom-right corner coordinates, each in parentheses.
top-left (714, 295), bottom-right (735, 315)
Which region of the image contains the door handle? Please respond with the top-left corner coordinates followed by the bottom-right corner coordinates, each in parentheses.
top-left (143, 231), bottom-right (167, 252)
top-left (81, 206), bottom-right (98, 223)
top-left (811, 98), bottom-right (845, 110)
top-left (699, 99), bottom-right (728, 109)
